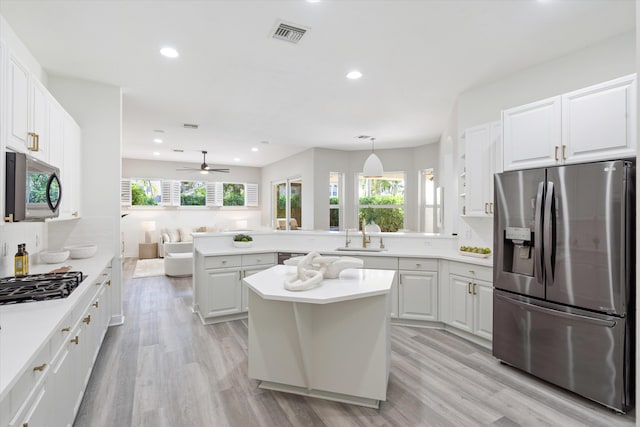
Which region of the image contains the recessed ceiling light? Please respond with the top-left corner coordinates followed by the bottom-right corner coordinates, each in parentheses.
top-left (251, 147), bottom-right (259, 152)
top-left (234, 158), bottom-right (241, 162)
top-left (153, 138), bottom-right (163, 143)
top-left (346, 70), bottom-right (363, 80)
top-left (160, 47), bottom-right (179, 58)
top-left (153, 151), bottom-right (160, 156)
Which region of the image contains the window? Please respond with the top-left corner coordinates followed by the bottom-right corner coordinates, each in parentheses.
top-left (273, 178), bottom-right (302, 230)
top-left (329, 172), bottom-right (342, 231)
top-left (122, 178), bottom-right (258, 208)
top-left (131, 179), bottom-right (162, 206)
top-left (422, 169), bottom-right (435, 233)
top-left (180, 181), bottom-right (206, 206)
top-left (358, 172), bottom-right (405, 232)
top-left (223, 183), bottom-right (245, 206)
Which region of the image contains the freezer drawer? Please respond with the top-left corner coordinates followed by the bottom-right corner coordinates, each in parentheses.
top-left (493, 291), bottom-right (632, 413)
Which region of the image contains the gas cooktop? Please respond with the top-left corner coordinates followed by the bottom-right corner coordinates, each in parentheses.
top-left (0, 271), bottom-right (84, 305)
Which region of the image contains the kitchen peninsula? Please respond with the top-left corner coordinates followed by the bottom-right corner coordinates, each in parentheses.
top-left (245, 265), bottom-right (395, 408)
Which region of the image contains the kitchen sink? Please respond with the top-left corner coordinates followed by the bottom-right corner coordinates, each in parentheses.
top-left (335, 247), bottom-right (387, 252)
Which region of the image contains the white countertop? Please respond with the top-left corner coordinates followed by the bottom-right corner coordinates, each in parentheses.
top-left (195, 246), bottom-right (493, 268)
top-left (244, 265), bottom-right (396, 304)
top-left (0, 251), bottom-right (115, 401)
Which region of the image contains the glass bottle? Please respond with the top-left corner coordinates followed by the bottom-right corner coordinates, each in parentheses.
top-left (14, 244), bottom-right (26, 276)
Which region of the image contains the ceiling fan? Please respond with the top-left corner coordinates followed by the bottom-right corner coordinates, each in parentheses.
top-left (176, 151), bottom-right (230, 174)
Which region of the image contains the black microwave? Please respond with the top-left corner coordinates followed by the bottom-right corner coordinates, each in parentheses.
top-left (5, 151), bottom-right (62, 221)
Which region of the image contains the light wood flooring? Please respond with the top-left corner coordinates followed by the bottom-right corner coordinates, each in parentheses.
top-left (74, 259), bottom-right (636, 426)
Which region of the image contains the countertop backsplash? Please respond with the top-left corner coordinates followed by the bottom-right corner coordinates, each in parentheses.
top-left (0, 222), bottom-right (46, 277)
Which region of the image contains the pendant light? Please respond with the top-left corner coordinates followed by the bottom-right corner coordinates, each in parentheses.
top-left (363, 137), bottom-right (383, 178)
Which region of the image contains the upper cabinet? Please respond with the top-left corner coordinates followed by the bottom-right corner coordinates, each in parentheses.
top-left (502, 74), bottom-right (636, 171)
top-left (6, 52), bottom-right (50, 162)
top-left (1, 38), bottom-right (83, 222)
top-left (562, 75), bottom-right (636, 164)
top-left (462, 120), bottom-right (502, 217)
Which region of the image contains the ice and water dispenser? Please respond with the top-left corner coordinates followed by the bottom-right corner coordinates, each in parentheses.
top-left (502, 227), bottom-right (535, 276)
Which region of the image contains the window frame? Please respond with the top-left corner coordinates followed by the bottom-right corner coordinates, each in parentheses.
top-left (356, 171), bottom-right (406, 232)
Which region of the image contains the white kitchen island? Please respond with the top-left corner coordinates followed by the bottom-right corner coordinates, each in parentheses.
top-left (244, 265), bottom-right (396, 408)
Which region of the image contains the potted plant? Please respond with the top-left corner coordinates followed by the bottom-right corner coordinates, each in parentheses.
top-left (233, 233), bottom-right (253, 248)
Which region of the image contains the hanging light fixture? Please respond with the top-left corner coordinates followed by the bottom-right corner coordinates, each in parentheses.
top-left (363, 137), bottom-right (383, 178)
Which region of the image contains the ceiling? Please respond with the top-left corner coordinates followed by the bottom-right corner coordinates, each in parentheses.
top-left (0, 0), bottom-right (635, 168)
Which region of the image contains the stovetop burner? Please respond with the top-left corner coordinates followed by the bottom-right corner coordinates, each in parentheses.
top-left (0, 271), bottom-right (84, 305)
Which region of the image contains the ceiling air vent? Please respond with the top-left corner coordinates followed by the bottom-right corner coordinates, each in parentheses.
top-left (183, 123), bottom-right (199, 129)
top-left (355, 135), bottom-right (372, 140)
top-left (272, 21), bottom-right (308, 44)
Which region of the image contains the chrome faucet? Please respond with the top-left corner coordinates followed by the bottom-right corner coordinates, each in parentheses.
top-left (345, 228), bottom-right (352, 248)
top-left (362, 220), bottom-right (371, 248)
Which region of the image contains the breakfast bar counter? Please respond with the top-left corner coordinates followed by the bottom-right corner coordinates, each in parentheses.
top-left (244, 265), bottom-right (396, 408)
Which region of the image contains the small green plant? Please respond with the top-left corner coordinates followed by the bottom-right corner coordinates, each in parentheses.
top-left (233, 234), bottom-right (253, 242)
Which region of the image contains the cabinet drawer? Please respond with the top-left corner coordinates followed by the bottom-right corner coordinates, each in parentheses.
top-left (9, 341), bottom-right (51, 421)
top-left (355, 255), bottom-right (397, 270)
top-left (204, 255), bottom-right (242, 269)
top-left (242, 253), bottom-right (275, 267)
top-left (49, 311), bottom-right (75, 357)
top-left (449, 262), bottom-right (492, 282)
top-left (399, 257), bottom-right (438, 271)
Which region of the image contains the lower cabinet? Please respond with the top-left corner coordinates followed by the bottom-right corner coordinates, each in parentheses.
top-left (3, 262), bottom-right (113, 427)
top-left (398, 257), bottom-right (439, 321)
top-left (447, 262), bottom-right (493, 341)
top-left (198, 252), bottom-right (275, 322)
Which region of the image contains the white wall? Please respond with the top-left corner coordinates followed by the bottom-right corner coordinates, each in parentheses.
top-left (260, 148), bottom-right (315, 229)
top-left (454, 31), bottom-right (636, 249)
top-left (0, 15), bottom-right (46, 83)
top-left (263, 144), bottom-right (440, 232)
top-left (47, 76), bottom-right (124, 324)
top-left (120, 158), bottom-right (263, 257)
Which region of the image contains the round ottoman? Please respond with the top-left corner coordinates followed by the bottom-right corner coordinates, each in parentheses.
top-left (164, 252), bottom-right (193, 277)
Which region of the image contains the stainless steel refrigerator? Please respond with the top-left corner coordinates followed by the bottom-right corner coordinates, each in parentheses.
top-left (493, 159), bottom-right (635, 413)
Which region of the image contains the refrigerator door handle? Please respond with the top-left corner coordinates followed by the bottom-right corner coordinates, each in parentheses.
top-left (534, 181), bottom-right (544, 281)
top-left (495, 294), bottom-right (616, 328)
top-left (543, 181), bottom-right (555, 284)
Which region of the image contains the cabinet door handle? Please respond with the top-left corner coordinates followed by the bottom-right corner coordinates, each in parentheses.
top-left (93, 301), bottom-right (99, 308)
top-left (70, 336), bottom-right (79, 345)
top-left (467, 282), bottom-right (472, 294)
top-left (415, 263), bottom-right (421, 268)
top-left (222, 260), bottom-right (227, 264)
top-left (61, 326), bottom-right (71, 332)
top-left (83, 314), bottom-right (91, 324)
top-left (562, 144), bottom-right (566, 160)
top-left (472, 282), bottom-right (477, 295)
top-left (554, 146), bottom-right (559, 161)
top-left (484, 203), bottom-right (489, 214)
top-left (72, 211), bottom-right (79, 217)
top-left (106, 280), bottom-right (111, 286)
top-left (28, 132), bottom-right (39, 151)
top-left (490, 203), bottom-right (493, 214)
top-left (32, 363), bottom-right (47, 372)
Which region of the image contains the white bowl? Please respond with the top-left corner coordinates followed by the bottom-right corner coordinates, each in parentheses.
top-left (65, 243), bottom-right (98, 259)
top-left (40, 249), bottom-right (70, 264)
top-left (232, 241), bottom-right (253, 248)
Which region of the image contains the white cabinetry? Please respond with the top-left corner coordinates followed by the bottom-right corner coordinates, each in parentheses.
top-left (6, 52), bottom-right (50, 162)
top-left (61, 113), bottom-right (82, 218)
top-left (463, 121), bottom-right (501, 216)
top-left (503, 74), bottom-right (636, 171)
top-left (197, 252), bottom-right (275, 323)
top-left (447, 262), bottom-right (493, 342)
top-left (398, 258), bottom-right (438, 321)
top-left (562, 75), bottom-right (636, 163)
top-left (2, 263), bottom-right (112, 427)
